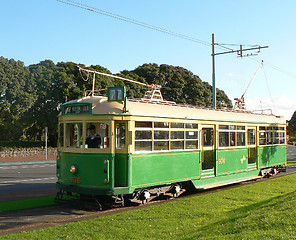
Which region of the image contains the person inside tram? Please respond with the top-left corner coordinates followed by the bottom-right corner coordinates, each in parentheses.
top-left (86, 125), bottom-right (101, 148)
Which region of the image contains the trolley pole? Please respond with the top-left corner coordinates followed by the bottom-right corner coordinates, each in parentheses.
top-left (211, 33), bottom-right (268, 110)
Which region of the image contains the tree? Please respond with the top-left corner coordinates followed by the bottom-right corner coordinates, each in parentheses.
top-left (287, 111), bottom-right (296, 137)
top-left (25, 61), bottom-right (115, 145)
top-left (0, 57), bottom-right (234, 145)
top-left (126, 63), bottom-right (233, 108)
top-left (0, 57), bottom-right (37, 140)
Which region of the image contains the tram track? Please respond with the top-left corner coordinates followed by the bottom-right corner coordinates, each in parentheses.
top-left (1, 166), bottom-right (296, 236)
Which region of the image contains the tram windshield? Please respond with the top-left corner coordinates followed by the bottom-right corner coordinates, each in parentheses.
top-left (60, 122), bottom-right (109, 149)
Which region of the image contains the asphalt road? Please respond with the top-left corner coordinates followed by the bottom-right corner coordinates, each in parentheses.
top-left (0, 162), bottom-right (56, 197)
top-left (287, 145), bottom-right (296, 162)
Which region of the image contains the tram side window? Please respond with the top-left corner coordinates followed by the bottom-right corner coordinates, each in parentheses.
top-left (66, 123), bottom-right (83, 148)
top-left (135, 131), bottom-right (152, 151)
top-left (230, 132), bottom-right (236, 146)
top-left (259, 132), bottom-right (266, 145)
top-left (219, 132), bottom-right (229, 147)
top-left (59, 123), bottom-right (64, 147)
top-left (280, 132), bottom-right (285, 144)
top-left (134, 121), bottom-right (199, 152)
top-left (171, 123), bottom-right (184, 128)
top-left (218, 125), bottom-right (245, 147)
top-left (237, 132), bottom-right (245, 146)
top-left (154, 122), bottom-right (169, 128)
top-left (171, 131), bottom-right (184, 150)
top-left (154, 130), bottom-right (169, 150)
top-left (135, 121), bottom-right (152, 128)
top-left (186, 131), bottom-right (198, 149)
top-left (116, 123), bottom-right (126, 149)
top-left (259, 126), bottom-right (285, 145)
top-left (186, 123), bottom-right (198, 129)
top-left (219, 125), bottom-right (229, 147)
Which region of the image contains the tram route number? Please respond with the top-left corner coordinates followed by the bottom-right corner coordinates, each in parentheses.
top-left (70, 177), bottom-right (81, 184)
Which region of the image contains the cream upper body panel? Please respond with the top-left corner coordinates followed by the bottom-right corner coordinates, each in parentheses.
top-left (61, 96), bottom-right (286, 125)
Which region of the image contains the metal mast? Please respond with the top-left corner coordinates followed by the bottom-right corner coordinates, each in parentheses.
top-left (211, 33), bottom-right (268, 109)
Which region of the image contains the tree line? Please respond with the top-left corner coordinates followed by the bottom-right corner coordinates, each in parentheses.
top-left (287, 111), bottom-right (296, 140)
top-left (0, 56), bottom-right (233, 146)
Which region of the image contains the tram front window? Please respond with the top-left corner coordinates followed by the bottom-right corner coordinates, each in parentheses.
top-left (86, 122), bottom-right (109, 149)
top-left (66, 123), bottom-right (83, 148)
top-left (64, 122), bottom-right (109, 149)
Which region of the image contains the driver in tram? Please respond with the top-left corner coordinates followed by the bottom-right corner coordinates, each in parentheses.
top-left (86, 125), bottom-right (101, 148)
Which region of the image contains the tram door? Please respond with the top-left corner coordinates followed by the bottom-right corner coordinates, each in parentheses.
top-left (114, 121), bottom-right (128, 187)
top-left (201, 126), bottom-right (215, 175)
top-left (247, 128), bottom-right (257, 169)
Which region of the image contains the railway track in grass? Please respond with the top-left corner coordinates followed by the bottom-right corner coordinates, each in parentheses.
top-left (1, 165), bottom-right (296, 236)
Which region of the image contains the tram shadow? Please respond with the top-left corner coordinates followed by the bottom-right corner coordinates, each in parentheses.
top-left (0, 182), bottom-right (57, 203)
top-left (260, 146), bottom-right (278, 165)
top-left (0, 200), bottom-right (96, 236)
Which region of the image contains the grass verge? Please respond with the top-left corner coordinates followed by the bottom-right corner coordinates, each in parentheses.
top-left (2, 173), bottom-right (296, 239)
top-left (0, 196), bottom-right (57, 213)
top-left (287, 161), bottom-right (296, 166)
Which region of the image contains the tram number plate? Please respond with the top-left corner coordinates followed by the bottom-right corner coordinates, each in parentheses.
top-left (70, 177), bottom-right (81, 184)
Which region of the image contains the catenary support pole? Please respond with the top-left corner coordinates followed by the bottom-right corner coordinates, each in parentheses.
top-left (212, 33), bottom-right (216, 109)
top-left (45, 127), bottom-right (48, 161)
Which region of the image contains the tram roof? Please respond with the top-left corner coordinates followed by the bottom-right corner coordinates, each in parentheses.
top-left (62, 96), bottom-right (286, 125)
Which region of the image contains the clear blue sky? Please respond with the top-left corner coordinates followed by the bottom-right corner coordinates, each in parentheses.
top-left (1, 0), bottom-right (296, 120)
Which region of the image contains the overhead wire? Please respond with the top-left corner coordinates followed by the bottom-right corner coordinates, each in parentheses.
top-left (246, 56), bottom-right (296, 116)
top-left (57, 1), bottom-right (295, 80)
top-left (57, 0), bottom-right (259, 53)
top-left (57, 0), bottom-right (213, 47)
top-left (247, 56), bottom-right (296, 80)
top-left (57, 0), bottom-right (294, 116)
top-left (262, 64), bottom-right (278, 115)
top-left (57, 0), bottom-right (272, 55)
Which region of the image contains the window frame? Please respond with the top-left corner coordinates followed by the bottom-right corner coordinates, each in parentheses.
top-left (134, 121), bottom-right (199, 152)
top-left (218, 125), bottom-right (246, 148)
top-left (259, 125), bottom-right (286, 146)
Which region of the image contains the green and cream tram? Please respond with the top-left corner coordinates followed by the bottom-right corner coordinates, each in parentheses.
top-left (56, 85), bottom-right (287, 204)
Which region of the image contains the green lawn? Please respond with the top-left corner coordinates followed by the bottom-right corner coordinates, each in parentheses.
top-left (0, 196), bottom-right (57, 213)
top-left (287, 161), bottom-right (296, 166)
top-left (2, 173), bottom-right (296, 240)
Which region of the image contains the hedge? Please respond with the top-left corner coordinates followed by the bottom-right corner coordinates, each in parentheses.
top-left (0, 141), bottom-right (45, 149)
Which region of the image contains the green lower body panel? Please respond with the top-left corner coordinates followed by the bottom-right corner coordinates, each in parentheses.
top-left (258, 145), bottom-right (287, 168)
top-left (131, 151), bottom-right (201, 188)
top-left (216, 148), bottom-right (248, 175)
top-left (192, 169), bottom-right (261, 189)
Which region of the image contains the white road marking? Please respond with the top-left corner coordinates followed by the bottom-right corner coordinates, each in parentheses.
top-left (0, 164), bottom-right (55, 170)
top-left (0, 177), bottom-right (56, 184)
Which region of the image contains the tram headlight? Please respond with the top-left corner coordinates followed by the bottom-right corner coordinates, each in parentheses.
top-left (70, 165), bottom-right (78, 174)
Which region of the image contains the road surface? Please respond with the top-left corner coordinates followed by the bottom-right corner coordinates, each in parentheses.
top-left (0, 162), bottom-right (57, 202)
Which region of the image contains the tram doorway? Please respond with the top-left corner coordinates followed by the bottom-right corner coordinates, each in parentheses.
top-left (201, 126), bottom-right (215, 175)
top-left (247, 128), bottom-right (257, 169)
top-left (114, 121), bottom-right (129, 187)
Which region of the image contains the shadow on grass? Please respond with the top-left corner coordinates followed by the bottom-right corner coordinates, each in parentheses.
top-left (183, 190), bottom-right (296, 239)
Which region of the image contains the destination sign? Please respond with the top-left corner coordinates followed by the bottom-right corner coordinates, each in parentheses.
top-left (64, 104), bottom-right (90, 114)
